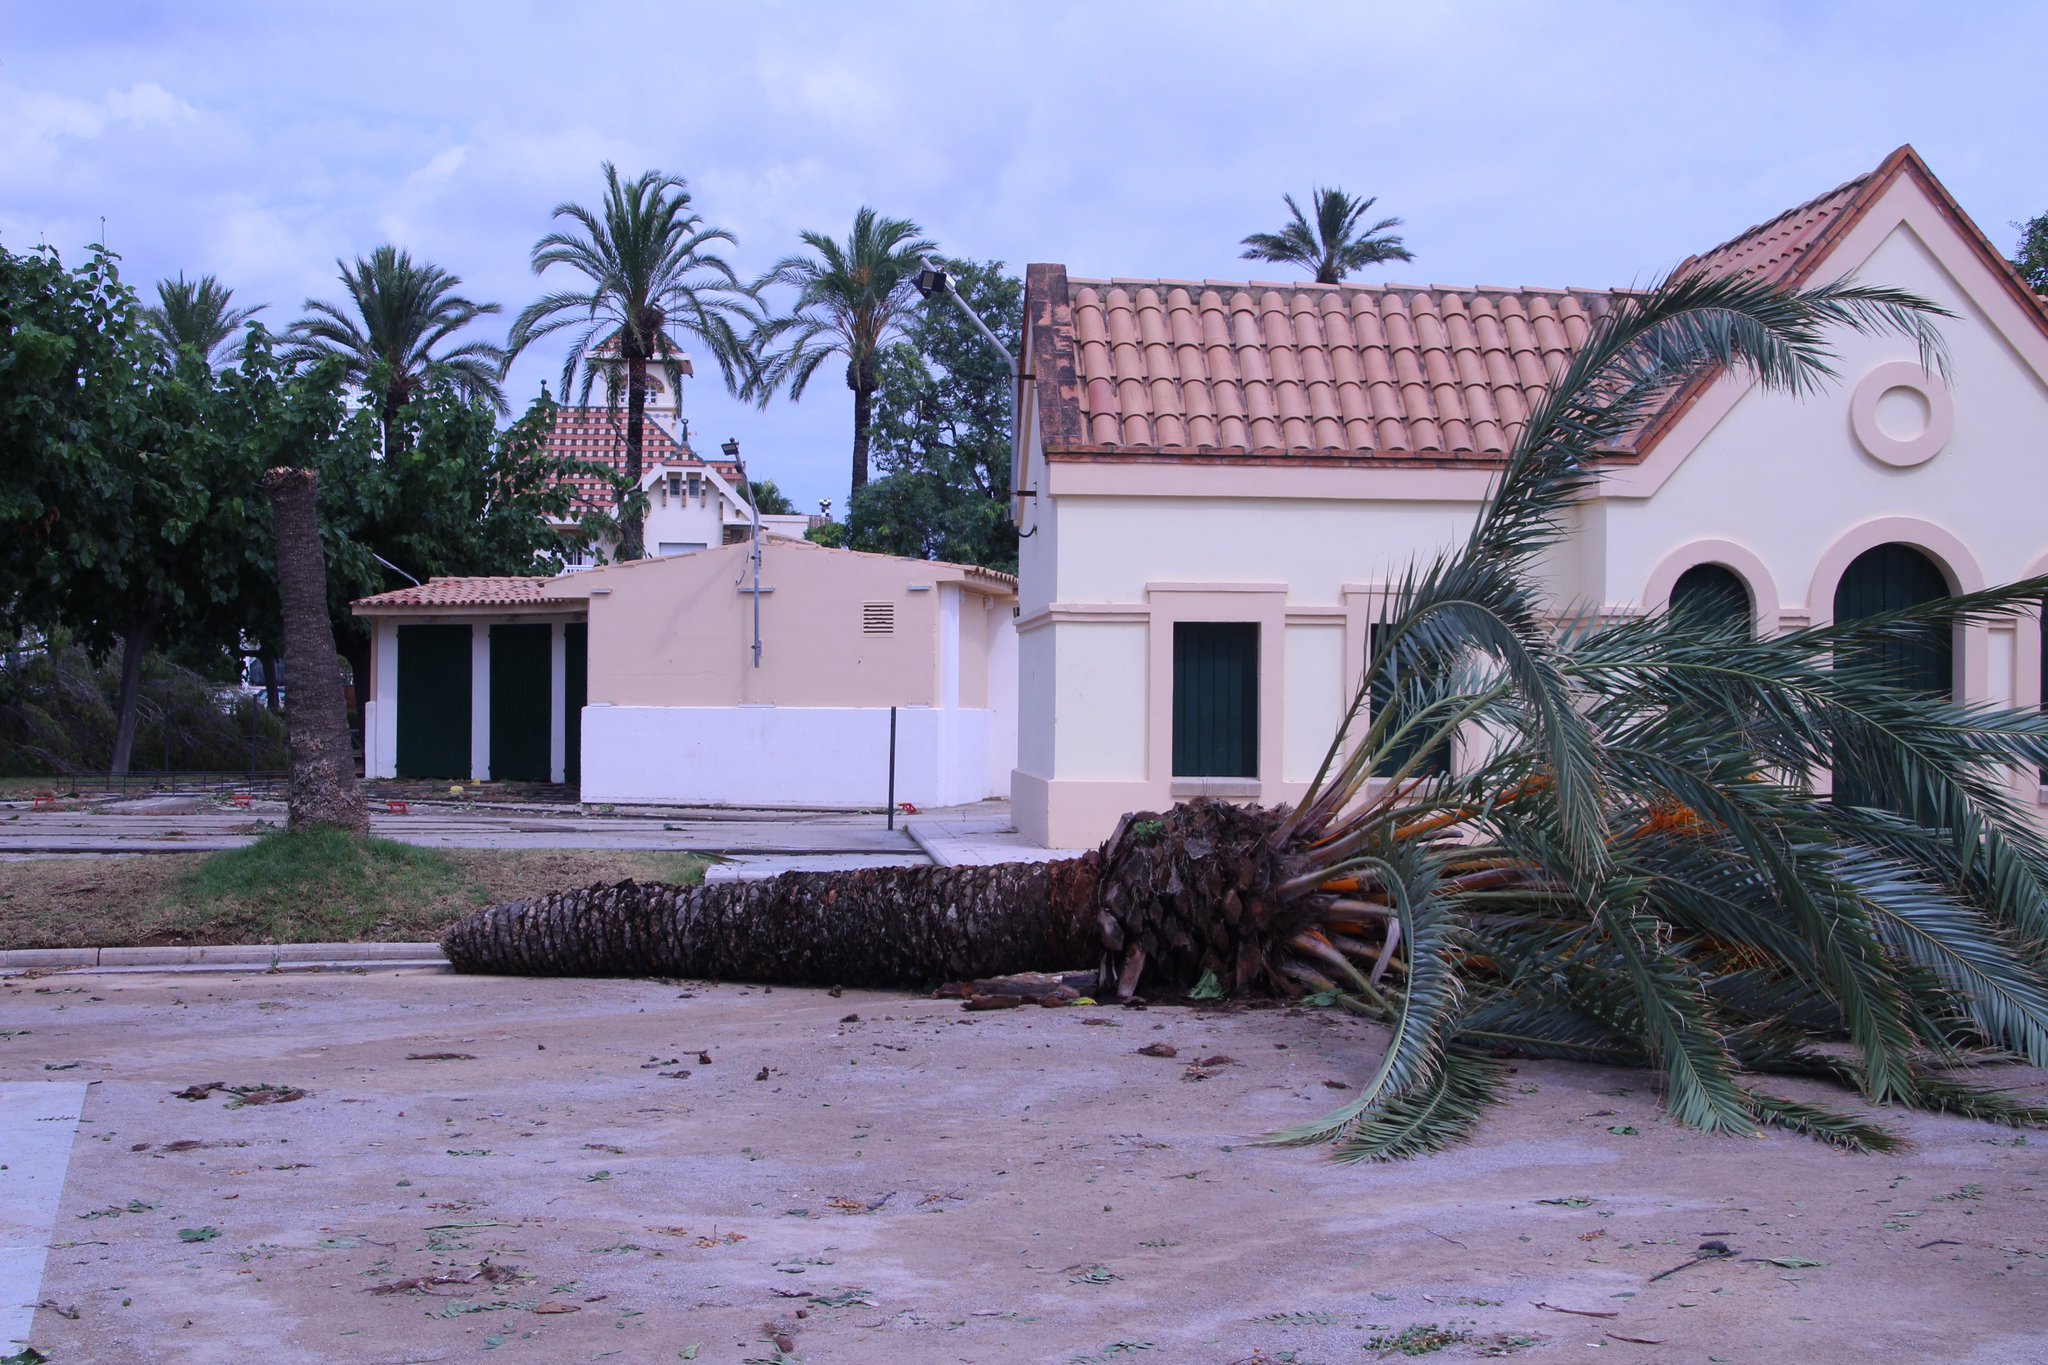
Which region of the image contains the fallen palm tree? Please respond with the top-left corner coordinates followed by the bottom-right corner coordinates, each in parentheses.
top-left (446, 272), bottom-right (2048, 1159)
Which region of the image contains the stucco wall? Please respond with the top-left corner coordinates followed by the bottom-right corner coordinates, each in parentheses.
top-left (569, 541), bottom-right (996, 710)
top-left (581, 704), bottom-right (1001, 808)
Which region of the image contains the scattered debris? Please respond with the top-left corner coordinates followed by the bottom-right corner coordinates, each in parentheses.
top-left (172, 1081), bottom-right (307, 1107)
top-left (406, 1052), bottom-right (476, 1061)
top-left (1136, 1043), bottom-right (1178, 1059)
top-left (1534, 1302), bottom-right (1618, 1319)
top-left (1649, 1240), bottom-right (1734, 1282)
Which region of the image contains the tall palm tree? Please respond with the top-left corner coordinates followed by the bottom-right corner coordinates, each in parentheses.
top-left (285, 245), bottom-right (507, 459)
top-left (446, 271), bottom-right (2048, 1162)
top-left (262, 467), bottom-right (367, 835)
top-left (748, 208), bottom-right (938, 498)
top-left (1240, 187), bottom-right (1413, 285)
top-left (145, 272), bottom-right (263, 368)
top-left (509, 164), bottom-right (751, 563)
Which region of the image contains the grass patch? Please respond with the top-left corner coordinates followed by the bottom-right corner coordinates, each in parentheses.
top-left (0, 835), bottom-right (706, 949)
top-left (170, 826), bottom-right (468, 942)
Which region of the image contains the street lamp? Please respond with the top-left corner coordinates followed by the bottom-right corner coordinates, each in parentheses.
top-left (913, 256), bottom-right (1035, 531)
top-left (724, 437), bottom-right (763, 669)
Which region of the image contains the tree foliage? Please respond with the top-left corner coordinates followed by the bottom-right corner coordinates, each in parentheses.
top-left (509, 163), bottom-right (752, 562)
top-left (2012, 212), bottom-right (2048, 296)
top-left (285, 245), bottom-right (508, 457)
top-left (849, 257), bottom-right (1020, 572)
top-left (145, 272), bottom-right (263, 370)
top-left (748, 208), bottom-right (937, 498)
top-left (1241, 187), bottom-right (1413, 285)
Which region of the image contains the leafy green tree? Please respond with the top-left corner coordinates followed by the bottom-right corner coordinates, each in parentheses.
top-left (748, 208), bottom-right (937, 499)
top-left (854, 257), bottom-right (1020, 572)
top-left (2012, 212), bottom-right (2048, 295)
top-left (285, 245), bottom-right (508, 458)
top-left (0, 243), bottom-right (267, 772)
top-left (510, 164), bottom-right (751, 563)
top-left (145, 273), bottom-right (264, 369)
top-left (448, 270), bottom-right (2048, 1162)
top-left (1241, 187), bottom-right (1413, 285)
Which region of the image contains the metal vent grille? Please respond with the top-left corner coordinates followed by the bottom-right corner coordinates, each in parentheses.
top-left (862, 602), bottom-right (896, 635)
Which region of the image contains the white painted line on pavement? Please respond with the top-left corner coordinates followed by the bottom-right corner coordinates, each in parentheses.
top-left (0, 1081), bottom-right (88, 1350)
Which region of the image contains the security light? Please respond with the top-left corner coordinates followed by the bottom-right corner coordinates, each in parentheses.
top-left (915, 258), bottom-right (948, 300)
top-left (721, 437), bottom-right (740, 460)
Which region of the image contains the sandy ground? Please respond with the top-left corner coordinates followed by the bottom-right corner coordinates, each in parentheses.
top-left (4, 968), bottom-right (2046, 1364)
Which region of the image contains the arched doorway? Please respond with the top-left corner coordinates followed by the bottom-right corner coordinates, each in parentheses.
top-left (1669, 562), bottom-right (1753, 634)
top-left (1831, 543), bottom-right (1953, 809)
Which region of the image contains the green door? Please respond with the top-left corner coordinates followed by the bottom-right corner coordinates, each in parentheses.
top-left (489, 624), bottom-right (552, 783)
top-left (396, 624), bottom-right (472, 780)
top-left (1832, 543), bottom-right (1951, 809)
top-left (1173, 622), bottom-right (1259, 778)
top-left (563, 622), bottom-right (588, 788)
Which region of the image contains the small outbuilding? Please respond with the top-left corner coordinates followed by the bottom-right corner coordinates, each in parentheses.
top-left (353, 538), bottom-right (1018, 809)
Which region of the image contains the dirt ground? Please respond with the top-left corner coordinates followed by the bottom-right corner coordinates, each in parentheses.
top-left (6, 968), bottom-right (2047, 1364)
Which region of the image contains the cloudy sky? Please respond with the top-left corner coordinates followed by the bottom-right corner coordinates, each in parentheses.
top-left (5, 1), bottom-right (2043, 513)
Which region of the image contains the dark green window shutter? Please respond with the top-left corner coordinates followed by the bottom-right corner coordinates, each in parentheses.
top-left (1172, 622), bottom-right (1259, 778)
top-left (1670, 563), bottom-right (1752, 633)
top-left (1370, 624), bottom-right (1452, 778)
top-left (489, 624), bottom-right (553, 783)
top-left (1831, 543), bottom-right (1952, 810)
top-left (396, 624), bottom-right (472, 780)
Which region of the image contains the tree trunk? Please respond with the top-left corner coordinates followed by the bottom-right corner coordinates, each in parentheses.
top-left (851, 373), bottom-right (873, 496)
top-left (620, 355), bottom-right (648, 562)
top-left (263, 467), bottom-right (368, 835)
top-left (442, 800), bottom-right (1314, 995)
top-left (108, 615), bottom-right (155, 776)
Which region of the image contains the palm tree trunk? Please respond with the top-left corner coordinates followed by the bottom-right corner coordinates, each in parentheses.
top-left (443, 800), bottom-right (1313, 995)
top-left (621, 355), bottom-right (648, 562)
top-left (107, 615), bottom-right (156, 776)
top-left (851, 376), bottom-right (873, 496)
top-left (263, 467), bottom-right (368, 835)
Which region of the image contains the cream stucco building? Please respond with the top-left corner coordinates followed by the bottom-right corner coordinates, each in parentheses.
top-left (1010, 146), bottom-right (2048, 848)
top-left (353, 539), bottom-right (1017, 810)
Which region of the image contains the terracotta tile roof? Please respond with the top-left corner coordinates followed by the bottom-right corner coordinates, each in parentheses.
top-left (352, 576), bottom-right (558, 612)
top-left (1056, 277), bottom-right (1618, 459)
top-left (544, 407), bottom-right (687, 512)
top-left (1676, 171), bottom-right (1874, 285)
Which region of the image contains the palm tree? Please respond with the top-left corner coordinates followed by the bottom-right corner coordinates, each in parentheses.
top-left (446, 271), bottom-right (2048, 1161)
top-left (285, 245), bottom-right (507, 459)
top-left (145, 273), bottom-right (263, 368)
top-left (1240, 187), bottom-right (1413, 285)
top-left (261, 467), bottom-right (367, 835)
top-left (748, 208), bottom-right (938, 498)
top-left (509, 164), bottom-right (751, 563)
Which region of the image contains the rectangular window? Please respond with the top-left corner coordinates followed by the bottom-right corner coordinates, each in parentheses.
top-left (1370, 624), bottom-right (1452, 778)
top-left (1172, 622), bottom-right (1259, 778)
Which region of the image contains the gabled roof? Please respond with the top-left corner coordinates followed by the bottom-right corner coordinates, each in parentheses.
top-left (352, 576), bottom-right (558, 613)
top-left (1024, 146), bottom-right (2048, 468)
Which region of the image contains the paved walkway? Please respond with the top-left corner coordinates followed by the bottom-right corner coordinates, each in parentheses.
top-left (0, 1082), bottom-right (86, 1353)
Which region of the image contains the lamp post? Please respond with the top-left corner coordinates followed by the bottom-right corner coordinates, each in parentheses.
top-left (725, 437), bottom-right (763, 669)
top-left (914, 257), bottom-right (1031, 529)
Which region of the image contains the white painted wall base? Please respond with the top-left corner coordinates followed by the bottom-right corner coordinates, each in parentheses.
top-left (581, 705), bottom-right (1002, 809)
top-left (363, 699), bottom-right (394, 779)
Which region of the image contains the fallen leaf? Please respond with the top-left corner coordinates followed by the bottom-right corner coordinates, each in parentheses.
top-left (1136, 1043), bottom-right (1177, 1059)
top-left (406, 1053), bottom-right (476, 1062)
top-left (532, 1302), bottom-right (579, 1314)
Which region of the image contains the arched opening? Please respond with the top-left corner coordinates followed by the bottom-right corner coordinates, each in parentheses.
top-left (1830, 542), bottom-right (1954, 810)
top-left (1669, 562), bottom-right (1752, 634)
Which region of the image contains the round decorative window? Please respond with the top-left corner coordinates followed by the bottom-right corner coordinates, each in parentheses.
top-left (1850, 360), bottom-right (1952, 468)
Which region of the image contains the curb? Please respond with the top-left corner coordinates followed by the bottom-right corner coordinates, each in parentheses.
top-left (905, 823), bottom-right (953, 868)
top-left (1, 942), bottom-right (446, 972)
